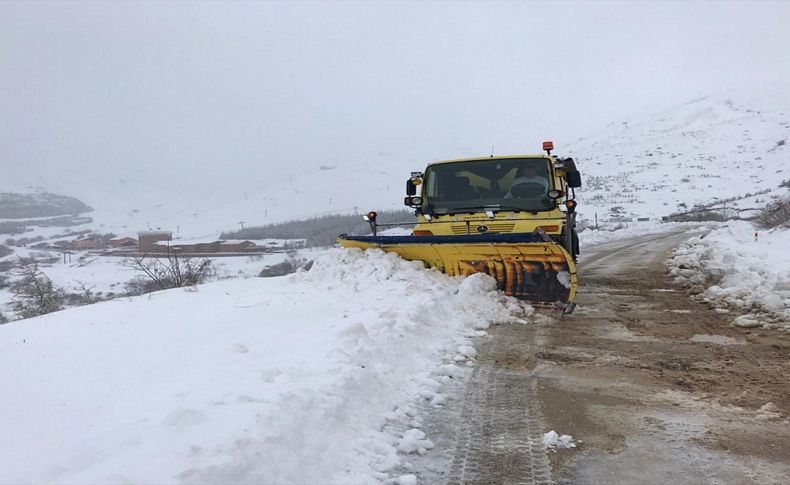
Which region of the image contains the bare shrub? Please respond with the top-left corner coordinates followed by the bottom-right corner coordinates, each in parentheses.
top-left (757, 197), bottom-right (790, 229)
top-left (124, 253), bottom-right (214, 293)
top-left (124, 277), bottom-right (160, 296)
top-left (0, 311), bottom-right (7, 324)
top-left (259, 252), bottom-right (313, 277)
top-left (10, 258), bottom-right (64, 319)
top-left (62, 281), bottom-right (105, 306)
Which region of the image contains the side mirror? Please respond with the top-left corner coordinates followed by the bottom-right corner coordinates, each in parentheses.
top-left (566, 170), bottom-right (582, 188)
top-left (406, 179), bottom-right (416, 196)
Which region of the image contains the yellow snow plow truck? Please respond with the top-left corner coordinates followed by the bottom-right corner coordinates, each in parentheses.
top-left (338, 141), bottom-right (582, 314)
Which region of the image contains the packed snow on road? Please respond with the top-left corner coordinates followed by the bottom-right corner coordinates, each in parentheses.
top-left (0, 248), bottom-right (528, 484)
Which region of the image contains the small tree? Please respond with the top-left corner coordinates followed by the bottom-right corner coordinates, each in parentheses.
top-left (10, 258), bottom-right (64, 319)
top-left (63, 281), bottom-right (103, 306)
top-left (124, 252), bottom-right (214, 292)
top-left (0, 311), bottom-right (8, 324)
top-left (757, 197), bottom-right (790, 228)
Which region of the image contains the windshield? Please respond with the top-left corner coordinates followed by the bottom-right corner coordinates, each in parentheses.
top-left (422, 158), bottom-right (554, 214)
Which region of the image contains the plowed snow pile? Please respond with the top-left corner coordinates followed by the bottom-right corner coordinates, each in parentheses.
top-left (669, 221), bottom-right (790, 331)
top-left (0, 248), bottom-right (527, 484)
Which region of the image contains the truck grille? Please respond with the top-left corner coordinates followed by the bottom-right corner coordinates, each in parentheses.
top-left (450, 222), bottom-right (516, 235)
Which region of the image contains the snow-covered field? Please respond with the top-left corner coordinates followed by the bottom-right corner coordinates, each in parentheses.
top-left (578, 220), bottom-right (704, 247)
top-left (0, 248), bottom-right (528, 484)
top-left (668, 221), bottom-right (790, 331)
top-left (0, 244), bottom-right (310, 315)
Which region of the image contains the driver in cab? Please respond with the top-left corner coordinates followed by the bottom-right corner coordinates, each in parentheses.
top-left (504, 165), bottom-right (549, 198)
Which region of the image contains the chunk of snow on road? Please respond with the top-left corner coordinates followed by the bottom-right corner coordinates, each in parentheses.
top-left (457, 345), bottom-right (477, 358)
top-left (756, 402), bottom-right (782, 421)
top-left (732, 314), bottom-right (762, 328)
top-left (436, 363), bottom-right (465, 378)
top-left (396, 474), bottom-right (418, 485)
top-left (689, 334), bottom-right (744, 345)
top-left (543, 430), bottom-right (576, 450)
top-left (457, 271), bottom-right (497, 294)
top-left (397, 429), bottom-right (435, 455)
top-left (556, 270), bottom-right (571, 288)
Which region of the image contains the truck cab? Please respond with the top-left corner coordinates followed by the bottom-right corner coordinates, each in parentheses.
top-left (404, 147), bottom-right (581, 259)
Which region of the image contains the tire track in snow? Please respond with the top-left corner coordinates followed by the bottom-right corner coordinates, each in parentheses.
top-left (421, 324), bottom-right (554, 484)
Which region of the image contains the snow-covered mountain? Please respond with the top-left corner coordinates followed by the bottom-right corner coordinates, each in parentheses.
top-left (568, 90), bottom-right (790, 223)
top-left (2, 89), bottom-right (789, 238)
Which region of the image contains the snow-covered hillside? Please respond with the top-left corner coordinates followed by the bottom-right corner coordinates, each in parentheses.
top-left (3, 89), bottom-right (789, 238)
top-left (569, 90), bottom-right (790, 224)
top-left (0, 155), bottom-right (422, 239)
top-left (0, 249), bottom-right (528, 484)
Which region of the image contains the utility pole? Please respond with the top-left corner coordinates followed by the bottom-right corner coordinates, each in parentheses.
top-left (238, 221), bottom-right (246, 230)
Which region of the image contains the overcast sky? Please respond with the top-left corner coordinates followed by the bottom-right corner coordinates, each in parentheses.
top-left (2, 0), bottom-right (790, 184)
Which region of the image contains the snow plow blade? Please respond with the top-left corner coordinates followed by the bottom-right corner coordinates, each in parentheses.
top-left (338, 233), bottom-right (577, 312)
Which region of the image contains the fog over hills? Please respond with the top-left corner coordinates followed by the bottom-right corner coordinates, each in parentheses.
top-left (3, 88), bottom-right (789, 238)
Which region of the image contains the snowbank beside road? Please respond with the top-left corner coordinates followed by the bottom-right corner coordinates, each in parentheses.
top-left (668, 221), bottom-right (790, 331)
top-left (0, 248), bottom-right (527, 484)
